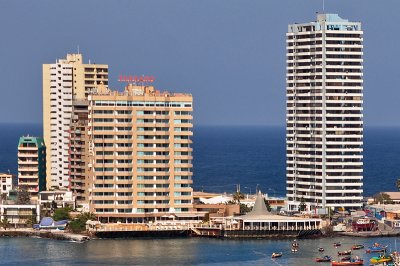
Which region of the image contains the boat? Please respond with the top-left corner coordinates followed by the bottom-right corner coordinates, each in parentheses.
top-left (340, 256), bottom-right (351, 262)
top-left (351, 244), bottom-right (364, 250)
top-left (334, 242), bottom-right (342, 247)
top-left (271, 252), bottom-right (282, 258)
top-left (333, 223), bottom-right (347, 232)
top-left (352, 217), bottom-right (377, 231)
top-left (331, 259), bottom-right (363, 265)
top-left (292, 240), bottom-right (299, 248)
top-left (318, 247), bottom-right (325, 252)
top-left (338, 250), bottom-right (352, 256)
top-left (315, 256), bottom-right (331, 262)
top-left (366, 244), bottom-right (387, 253)
top-left (370, 254), bottom-right (392, 264)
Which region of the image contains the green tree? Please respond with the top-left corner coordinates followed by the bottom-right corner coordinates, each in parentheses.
top-left (1, 193), bottom-right (7, 204)
top-left (298, 197), bottom-right (307, 212)
top-left (240, 204), bottom-right (252, 214)
top-left (397, 179), bottom-right (400, 191)
top-left (263, 199), bottom-right (272, 212)
top-left (68, 212), bottom-right (97, 233)
top-left (374, 192), bottom-right (394, 204)
top-left (202, 212), bottom-right (210, 223)
top-left (26, 214), bottom-right (37, 228)
top-left (53, 207), bottom-right (72, 221)
top-left (16, 186), bottom-right (31, 205)
top-left (0, 218), bottom-right (10, 230)
top-left (233, 191), bottom-right (245, 204)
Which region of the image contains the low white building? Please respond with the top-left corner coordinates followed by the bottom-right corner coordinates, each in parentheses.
top-left (0, 204), bottom-right (40, 228)
top-left (0, 173), bottom-right (16, 197)
top-left (38, 191), bottom-right (76, 210)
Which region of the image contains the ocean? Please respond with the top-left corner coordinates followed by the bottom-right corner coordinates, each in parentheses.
top-left (1, 123), bottom-right (400, 265)
top-left (0, 236), bottom-right (398, 265)
top-left (0, 123), bottom-right (399, 197)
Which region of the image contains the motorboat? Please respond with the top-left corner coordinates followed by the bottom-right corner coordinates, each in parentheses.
top-left (352, 217), bottom-right (377, 232)
top-left (369, 254), bottom-right (392, 264)
top-left (351, 244), bottom-right (364, 250)
top-left (338, 250), bottom-right (352, 256)
top-left (331, 259), bottom-right (363, 265)
top-left (271, 252), bottom-right (282, 258)
top-left (366, 243), bottom-right (387, 253)
top-left (334, 242), bottom-right (342, 247)
top-left (315, 256), bottom-right (331, 262)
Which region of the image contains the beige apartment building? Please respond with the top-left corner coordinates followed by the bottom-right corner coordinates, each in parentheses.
top-left (43, 54), bottom-right (108, 189)
top-left (88, 84), bottom-right (194, 222)
top-left (69, 100), bottom-right (90, 203)
top-left (286, 14), bottom-right (363, 211)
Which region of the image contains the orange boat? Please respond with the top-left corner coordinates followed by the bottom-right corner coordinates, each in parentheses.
top-left (331, 259), bottom-right (363, 266)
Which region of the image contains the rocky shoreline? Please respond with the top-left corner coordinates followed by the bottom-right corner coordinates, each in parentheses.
top-left (0, 229), bottom-right (89, 242)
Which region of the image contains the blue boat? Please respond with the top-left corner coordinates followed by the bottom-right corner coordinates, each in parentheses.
top-left (366, 243), bottom-right (387, 253)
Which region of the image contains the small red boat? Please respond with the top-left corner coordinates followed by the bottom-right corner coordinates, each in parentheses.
top-left (341, 256), bottom-right (351, 262)
top-left (351, 244), bottom-right (364, 250)
top-left (334, 242), bottom-right (342, 247)
top-left (331, 259), bottom-right (363, 266)
top-left (315, 256), bottom-right (331, 262)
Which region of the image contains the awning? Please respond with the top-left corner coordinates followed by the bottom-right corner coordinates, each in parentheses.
top-left (174, 213), bottom-right (205, 218)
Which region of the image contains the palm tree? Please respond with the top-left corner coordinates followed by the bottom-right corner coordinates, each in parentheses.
top-left (0, 218), bottom-right (10, 230)
top-left (0, 193), bottom-right (7, 204)
top-left (79, 212), bottom-right (97, 221)
top-left (233, 191), bottom-right (245, 204)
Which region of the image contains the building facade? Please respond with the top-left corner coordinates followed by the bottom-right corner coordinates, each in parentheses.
top-left (88, 83), bottom-right (194, 222)
top-left (0, 173), bottom-right (16, 197)
top-left (43, 54), bottom-right (108, 189)
top-left (17, 136), bottom-right (46, 200)
top-left (286, 14), bottom-right (363, 211)
top-left (69, 100), bottom-right (90, 203)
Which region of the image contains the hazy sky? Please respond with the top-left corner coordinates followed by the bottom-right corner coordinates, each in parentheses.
top-left (0, 0), bottom-right (399, 126)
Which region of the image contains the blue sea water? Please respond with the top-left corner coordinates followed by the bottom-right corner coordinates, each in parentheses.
top-left (0, 124), bottom-right (399, 197)
top-left (0, 236), bottom-right (399, 265)
top-left (1, 124), bottom-right (400, 265)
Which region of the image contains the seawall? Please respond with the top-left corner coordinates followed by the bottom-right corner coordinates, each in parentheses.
top-left (0, 229), bottom-right (89, 242)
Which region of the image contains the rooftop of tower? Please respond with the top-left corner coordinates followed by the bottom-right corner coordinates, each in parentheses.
top-left (316, 13), bottom-right (349, 23)
top-left (92, 83), bottom-right (192, 98)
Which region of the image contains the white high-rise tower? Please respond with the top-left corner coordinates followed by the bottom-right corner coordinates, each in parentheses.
top-left (286, 14), bottom-right (363, 211)
top-left (43, 54), bottom-right (108, 189)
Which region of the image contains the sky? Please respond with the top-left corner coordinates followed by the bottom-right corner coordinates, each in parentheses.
top-left (0, 0), bottom-right (399, 126)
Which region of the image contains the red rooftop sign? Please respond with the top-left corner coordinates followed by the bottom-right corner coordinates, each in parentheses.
top-left (118, 75), bottom-right (155, 83)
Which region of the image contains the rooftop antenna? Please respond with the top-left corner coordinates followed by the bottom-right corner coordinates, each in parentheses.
top-left (77, 45), bottom-right (80, 54)
top-left (322, 0), bottom-right (325, 12)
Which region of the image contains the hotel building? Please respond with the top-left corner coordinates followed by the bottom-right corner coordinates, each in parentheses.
top-left (17, 136), bottom-right (46, 200)
top-left (43, 54), bottom-right (108, 189)
top-left (286, 14), bottom-right (363, 211)
top-left (88, 83), bottom-right (194, 222)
